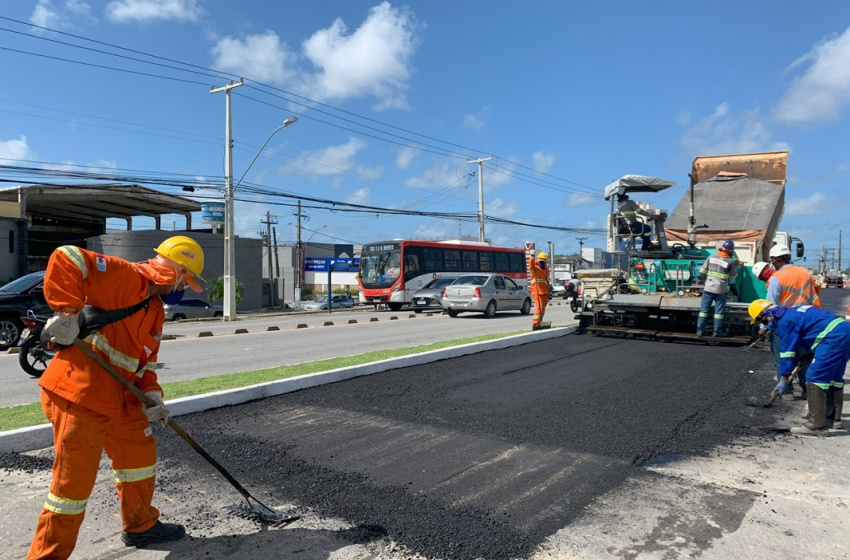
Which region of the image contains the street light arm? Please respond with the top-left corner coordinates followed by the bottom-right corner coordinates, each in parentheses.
top-left (233, 117), bottom-right (298, 191)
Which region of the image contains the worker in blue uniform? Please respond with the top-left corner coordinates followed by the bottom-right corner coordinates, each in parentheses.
top-left (749, 299), bottom-right (848, 437)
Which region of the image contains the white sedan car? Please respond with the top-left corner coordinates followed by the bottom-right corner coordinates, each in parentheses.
top-left (441, 274), bottom-right (532, 318)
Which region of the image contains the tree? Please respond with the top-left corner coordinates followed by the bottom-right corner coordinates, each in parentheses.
top-left (206, 276), bottom-right (245, 304)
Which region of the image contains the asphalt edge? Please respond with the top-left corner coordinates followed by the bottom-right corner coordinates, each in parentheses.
top-left (0, 325), bottom-right (575, 453)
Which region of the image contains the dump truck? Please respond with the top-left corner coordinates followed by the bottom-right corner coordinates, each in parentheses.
top-left (577, 151), bottom-right (803, 344)
top-left (825, 269), bottom-right (844, 288)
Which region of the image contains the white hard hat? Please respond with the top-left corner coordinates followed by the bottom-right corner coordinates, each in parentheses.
top-left (769, 244), bottom-right (791, 258)
top-left (752, 261), bottom-right (770, 280)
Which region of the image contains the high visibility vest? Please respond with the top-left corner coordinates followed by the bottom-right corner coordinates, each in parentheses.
top-left (773, 265), bottom-right (820, 308)
top-left (528, 255), bottom-right (550, 296)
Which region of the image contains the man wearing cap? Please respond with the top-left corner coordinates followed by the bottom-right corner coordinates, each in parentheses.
top-left (695, 240), bottom-right (738, 337)
top-left (616, 193), bottom-right (661, 251)
top-left (529, 251), bottom-right (551, 330)
top-left (28, 236), bottom-right (204, 559)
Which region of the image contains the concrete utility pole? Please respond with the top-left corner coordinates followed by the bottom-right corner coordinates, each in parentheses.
top-left (211, 79), bottom-right (243, 321)
top-left (839, 230), bottom-right (843, 272)
top-left (576, 237), bottom-right (587, 269)
top-left (261, 211), bottom-right (278, 305)
top-left (295, 200), bottom-right (303, 310)
top-left (466, 156), bottom-right (493, 242)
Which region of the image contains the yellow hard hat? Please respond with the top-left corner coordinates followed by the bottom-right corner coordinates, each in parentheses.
top-left (537, 252), bottom-right (548, 260)
top-left (154, 236), bottom-right (205, 279)
top-left (748, 299), bottom-right (774, 324)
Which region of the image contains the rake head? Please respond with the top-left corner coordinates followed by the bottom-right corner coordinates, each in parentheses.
top-left (226, 501), bottom-right (300, 527)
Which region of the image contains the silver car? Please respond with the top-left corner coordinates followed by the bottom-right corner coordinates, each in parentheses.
top-left (163, 298), bottom-right (223, 321)
top-left (441, 274), bottom-right (532, 318)
top-left (304, 294), bottom-right (356, 311)
top-left (410, 277), bottom-right (457, 313)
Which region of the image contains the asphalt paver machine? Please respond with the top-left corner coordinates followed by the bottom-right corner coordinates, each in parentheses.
top-left (576, 152), bottom-right (797, 345)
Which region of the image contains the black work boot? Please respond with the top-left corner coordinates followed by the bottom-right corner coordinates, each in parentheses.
top-left (122, 521), bottom-right (186, 547)
top-left (791, 384), bottom-right (829, 437)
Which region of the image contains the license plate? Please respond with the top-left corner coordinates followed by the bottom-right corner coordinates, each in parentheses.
top-left (415, 299), bottom-right (426, 305)
top-left (20, 328), bottom-right (31, 340)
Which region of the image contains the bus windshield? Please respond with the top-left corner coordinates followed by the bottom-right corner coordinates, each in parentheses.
top-left (359, 246), bottom-right (402, 288)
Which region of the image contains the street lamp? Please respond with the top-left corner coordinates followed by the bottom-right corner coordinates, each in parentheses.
top-left (222, 117), bottom-right (298, 321)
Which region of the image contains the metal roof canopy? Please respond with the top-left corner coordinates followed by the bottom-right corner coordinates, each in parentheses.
top-left (0, 183), bottom-right (201, 223)
top-left (603, 175), bottom-right (677, 200)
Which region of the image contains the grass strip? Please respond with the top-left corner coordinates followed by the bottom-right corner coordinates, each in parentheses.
top-left (0, 329), bottom-right (536, 432)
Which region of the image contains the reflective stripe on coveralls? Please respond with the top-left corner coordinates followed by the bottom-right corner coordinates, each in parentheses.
top-left (774, 306), bottom-right (850, 391)
top-left (114, 464), bottom-right (157, 483)
top-left (43, 492), bottom-right (87, 515)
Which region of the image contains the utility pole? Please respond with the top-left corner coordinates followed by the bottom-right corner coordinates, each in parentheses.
top-left (839, 230), bottom-right (843, 272)
top-left (211, 78), bottom-right (243, 321)
top-left (466, 156), bottom-right (493, 242)
top-left (272, 226), bottom-right (280, 279)
top-left (576, 237), bottom-right (587, 269)
top-left (261, 211), bottom-right (278, 306)
top-left (295, 201), bottom-right (302, 310)
top-left (548, 241), bottom-right (555, 285)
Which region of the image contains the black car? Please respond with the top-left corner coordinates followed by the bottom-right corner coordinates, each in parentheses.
top-left (0, 271), bottom-right (51, 350)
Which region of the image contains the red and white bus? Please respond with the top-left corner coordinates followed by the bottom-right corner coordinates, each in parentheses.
top-left (357, 239), bottom-right (528, 310)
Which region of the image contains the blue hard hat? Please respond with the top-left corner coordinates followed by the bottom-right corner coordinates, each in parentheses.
top-left (722, 240), bottom-right (734, 251)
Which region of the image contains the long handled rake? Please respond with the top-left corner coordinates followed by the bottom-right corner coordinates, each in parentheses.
top-left (73, 339), bottom-right (299, 526)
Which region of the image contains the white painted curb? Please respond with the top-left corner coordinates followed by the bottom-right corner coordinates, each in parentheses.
top-left (0, 326), bottom-right (574, 453)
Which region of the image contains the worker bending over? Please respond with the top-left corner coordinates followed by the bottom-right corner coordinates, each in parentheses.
top-left (753, 244), bottom-right (821, 397)
top-left (28, 236), bottom-right (205, 559)
top-left (695, 240), bottom-right (738, 338)
top-left (529, 252), bottom-right (551, 330)
top-left (749, 299), bottom-right (847, 437)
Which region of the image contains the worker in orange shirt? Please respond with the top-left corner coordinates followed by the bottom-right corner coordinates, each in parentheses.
top-left (28, 236), bottom-right (205, 560)
top-left (529, 252), bottom-right (551, 330)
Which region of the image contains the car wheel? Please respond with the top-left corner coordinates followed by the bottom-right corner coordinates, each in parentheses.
top-left (447, 309), bottom-right (459, 318)
top-left (213, 311), bottom-right (223, 318)
top-left (0, 315), bottom-right (23, 350)
top-left (172, 314), bottom-right (186, 321)
top-left (520, 299), bottom-right (532, 315)
top-left (413, 309), bottom-right (423, 314)
top-left (484, 301), bottom-right (497, 318)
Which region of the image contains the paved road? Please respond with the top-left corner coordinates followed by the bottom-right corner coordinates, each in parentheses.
top-left (0, 303), bottom-right (579, 408)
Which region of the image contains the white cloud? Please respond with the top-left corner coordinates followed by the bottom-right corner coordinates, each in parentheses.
top-left (299, 1), bottom-right (421, 110)
top-left (210, 31), bottom-right (296, 85)
top-left (30, 0), bottom-right (95, 29)
top-left (396, 146), bottom-right (418, 169)
top-left (87, 159), bottom-right (117, 169)
top-left (403, 163), bottom-right (464, 190)
top-left (786, 192), bottom-right (828, 217)
top-left (486, 198), bottom-right (518, 219)
top-left (293, 137), bottom-right (367, 177)
top-left (346, 187), bottom-right (371, 205)
top-left (774, 26), bottom-right (850, 126)
top-left (0, 136), bottom-right (37, 162)
top-left (462, 105), bottom-right (494, 131)
top-left (564, 193), bottom-right (597, 208)
top-left (680, 103), bottom-right (790, 157)
top-left (105, 0), bottom-right (203, 23)
top-left (531, 151), bottom-right (555, 174)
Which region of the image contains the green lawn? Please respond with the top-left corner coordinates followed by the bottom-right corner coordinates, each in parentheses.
top-left (0, 329), bottom-right (543, 432)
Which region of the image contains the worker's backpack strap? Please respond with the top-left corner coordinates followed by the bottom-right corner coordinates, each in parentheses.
top-left (78, 297), bottom-right (154, 339)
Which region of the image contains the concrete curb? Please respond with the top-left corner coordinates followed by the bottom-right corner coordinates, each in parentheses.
top-left (0, 326), bottom-right (575, 453)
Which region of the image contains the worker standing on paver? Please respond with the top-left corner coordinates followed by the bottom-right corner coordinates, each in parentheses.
top-left (755, 244), bottom-right (821, 397)
top-left (695, 240), bottom-right (738, 338)
top-left (749, 299), bottom-right (848, 436)
top-left (28, 236), bottom-right (205, 559)
top-left (529, 252), bottom-right (551, 330)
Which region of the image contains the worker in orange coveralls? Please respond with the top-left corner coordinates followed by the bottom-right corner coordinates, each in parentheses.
top-left (529, 251), bottom-right (551, 330)
top-left (28, 236), bottom-right (205, 559)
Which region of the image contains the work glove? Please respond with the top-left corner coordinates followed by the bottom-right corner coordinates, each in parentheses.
top-left (142, 391), bottom-right (170, 428)
top-left (44, 311), bottom-right (80, 346)
top-left (773, 377), bottom-right (789, 395)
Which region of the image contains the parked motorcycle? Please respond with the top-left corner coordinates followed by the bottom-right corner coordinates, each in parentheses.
top-left (18, 311), bottom-right (55, 378)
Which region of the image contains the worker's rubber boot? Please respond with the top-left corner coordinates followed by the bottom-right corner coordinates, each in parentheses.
top-left (122, 521), bottom-right (186, 547)
top-left (827, 388), bottom-right (843, 430)
top-left (790, 384), bottom-right (829, 437)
